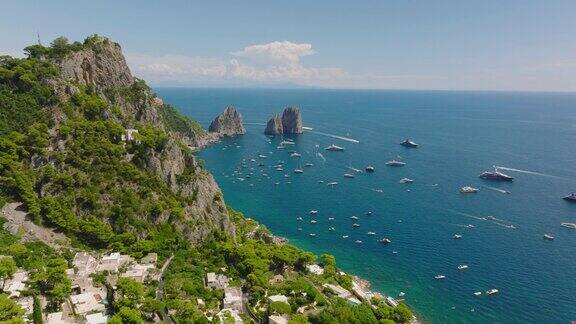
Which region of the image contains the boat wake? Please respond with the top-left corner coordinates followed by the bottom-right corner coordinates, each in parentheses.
top-left (482, 185), bottom-right (510, 194)
top-left (449, 210), bottom-right (517, 229)
top-left (449, 210), bottom-right (486, 221)
top-left (308, 130), bottom-right (360, 143)
top-left (302, 126), bottom-right (314, 130)
top-left (348, 166), bottom-right (363, 173)
top-left (495, 166), bottom-right (562, 179)
top-left (316, 152), bottom-right (326, 161)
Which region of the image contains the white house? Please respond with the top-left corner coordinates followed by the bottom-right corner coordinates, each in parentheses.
top-left (70, 292), bottom-right (106, 315)
top-left (222, 287), bottom-right (243, 311)
top-left (268, 294), bottom-right (289, 304)
top-left (205, 272), bottom-right (229, 289)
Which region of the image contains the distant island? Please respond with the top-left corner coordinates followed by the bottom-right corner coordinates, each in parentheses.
top-left (0, 35), bottom-right (415, 324)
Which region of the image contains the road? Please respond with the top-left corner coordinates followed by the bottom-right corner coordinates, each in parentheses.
top-left (156, 255), bottom-right (174, 323)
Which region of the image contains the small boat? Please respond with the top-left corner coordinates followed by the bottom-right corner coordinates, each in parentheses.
top-left (297, 227), bottom-right (302, 231)
top-left (290, 152), bottom-right (301, 158)
top-left (460, 186), bottom-right (479, 193)
top-left (250, 159), bottom-right (256, 162)
top-left (310, 210), bottom-right (318, 215)
top-left (479, 167), bottom-right (513, 181)
top-left (294, 169), bottom-right (304, 174)
top-left (277, 146), bottom-right (285, 149)
top-left (367, 231), bottom-right (376, 236)
top-left (327, 182), bottom-right (339, 186)
top-left (342, 235), bottom-right (349, 239)
top-left (309, 233), bottom-right (316, 237)
top-left (399, 178), bottom-right (414, 184)
top-left (365, 211), bottom-right (373, 215)
top-left (453, 234), bottom-right (462, 240)
top-left (276, 167), bottom-right (284, 172)
top-left (486, 289), bottom-right (499, 296)
top-left (379, 238), bottom-right (391, 244)
top-left (328, 217), bottom-right (335, 221)
top-left (296, 217), bottom-right (303, 221)
top-left (305, 163), bottom-right (314, 167)
top-left (344, 173), bottom-right (355, 178)
top-left (258, 154), bottom-right (267, 159)
top-left (561, 222), bottom-right (576, 229)
top-left (328, 227), bottom-right (335, 231)
top-left (355, 240), bottom-right (363, 244)
top-left (325, 144), bottom-right (345, 152)
top-left (562, 193), bottom-right (576, 202)
top-left (310, 220), bottom-right (317, 224)
top-left (543, 234), bottom-right (554, 241)
top-left (398, 292), bottom-right (405, 297)
top-left (434, 274), bottom-right (446, 280)
top-left (281, 140), bottom-right (295, 146)
top-left (473, 292), bottom-right (482, 296)
top-left (353, 223), bottom-right (360, 227)
top-left (400, 139), bottom-right (419, 148)
top-left (386, 160), bottom-right (406, 167)
top-left (392, 251), bottom-right (398, 254)
top-left (467, 224), bottom-right (475, 229)
top-left (458, 265), bottom-right (469, 270)
top-left (365, 165), bottom-right (375, 172)
top-left (350, 216), bottom-right (359, 220)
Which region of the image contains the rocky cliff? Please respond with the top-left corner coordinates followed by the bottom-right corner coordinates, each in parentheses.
top-left (42, 36), bottom-right (233, 243)
top-left (208, 106), bottom-right (246, 136)
top-left (264, 107), bottom-right (303, 135)
top-left (281, 107), bottom-right (303, 134)
top-left (264, 114), bottom-right (284, 135)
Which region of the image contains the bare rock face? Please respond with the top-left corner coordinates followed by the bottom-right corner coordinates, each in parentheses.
top-left (281, 107), bottom-right (303, 134)
top-left (208, 106), bottom-right (246, 136)
top-left (264, 114), bottom-right (284, 135)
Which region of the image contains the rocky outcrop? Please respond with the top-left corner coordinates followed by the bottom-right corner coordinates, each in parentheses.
top-left (264, 107), bottom-right (303, 135)
top-left (208, 107), bottom-right (246, 136)
top-left (281, 107), bottom-right (303, 134)
top-left (264, 115), bottom-right (284, 135)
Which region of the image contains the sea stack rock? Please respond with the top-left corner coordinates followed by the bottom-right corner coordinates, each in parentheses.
top-left (281, 107), bottom-right (303, 134)
top-left (208, 106), bottom-right (246, 136)
top-left (265, 114), bottom-right (283, 135)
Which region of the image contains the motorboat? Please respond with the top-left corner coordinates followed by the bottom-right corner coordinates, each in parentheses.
top-left (460, 186), bottom-right (479, 193)
top-left (310, 220), bottom-right (317, 224)
top-left (434, 274), bottom-right (446, 280)
top-left (328, 217), bottom-right (335, 221)
top-left (325, 144), bottom-right (345, 152)
top-left (453, 234), bottom-right (462, 239)
top-left (379, 238), bottom-right (391, 244)
top-left (386, 160), bottom-right (406, 167)
top-left (258, 154), bottom-right (267, 159)
top-left (473, 292), bottom-right (482, 296)
top-left (458, 265), bottom-right (469, 270)
top-left (486, 289), bottom-right (499, 295)
top-left (399, 178), bottom-right (414, 184)
top-left (350, 216), bottom-right (359, 220)
top-left (467, 224), bottom-right (476, 229)
top-left (561, 222), bottom-right (576, 229)
top-left (398, 292), bottom-right (405, 297)
top-left (400, 139), bottom-right (419, 148)
top-left (296, 217), bottom-right (303, 221)
top-left (328, 227), bottom-right (335, 231)
top-left (327, 182), bottom-right (339, 186)
top-left (479, 167), bottom-right (513, 181)
top-left (543, 234), bottom-right (554, 241)
top-left (367, 231), bottom-right (376, 236)
top-left (290, 152), bottom-right (301, 158)
top-left (563, 193), bottom-right (576, 202)
top-left (344, 173), bottom-right (355, 178)
top-left (342, 235), bottom-right (349, 239)
top-left (310, 210), bottom-right (318, 215)
top-left (309, 233), bottom-right (316, 237)
top-left (305, 163), bottom-right (314, 167)
top-left (355, 240), bottom-right (363, 244)
top-left (365, 165), bottom-right (375, 172)
top-left (281, 140), bottom-right (295, 146)
top-left (294, 169), bottom-right (304, 174)
top-left (353, 223), bottom-right (360, 227)
top-left (365, 211), bottom-right (373, 215)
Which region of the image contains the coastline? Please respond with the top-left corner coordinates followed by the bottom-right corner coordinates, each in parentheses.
top-left (198, 134), bottom-right (422, 324)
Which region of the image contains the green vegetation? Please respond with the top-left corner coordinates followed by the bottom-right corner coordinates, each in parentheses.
top-left (158, 103), bottom-right (206, 138)
top-left (0, 293), bottom-right (25, 323)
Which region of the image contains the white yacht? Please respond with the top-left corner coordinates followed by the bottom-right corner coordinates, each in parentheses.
top-left (543, 234), bottom-right (554, 241)
top-left (434, 274), bottom-right (446, 280)
top-left (310, 220), bottom-right (317, 224)
top-left (296, 217), bottom-right (303, 221)
top-left (561, 222), bottom-right (576, 229)
top-left (367, 231), bottom-right (376, 236)
top-left (328, 227), bottom-right (335, 231)
top-left (309, 233), bottom-right (316, 237)
top-left (458, 265), bottom-right (469, 270)
top-left (344, 173), bottom-right (355, 178)
top-left (310, 210), bottom-right (319, 215)
top-left (342, 235), bottom-right (349, 239)
top-left (386, 160), bottom-right (406, 167)
top-left (486, 289), bottom-right (499, 295)
top-left (325, 144), bottom-right (345, 151)
top-left (379, 238), bottom-right (391, 244)
top-left (460, 186), bottom-right (479, 193)
top-left (327, 182), bottom-right (339, 186)
top-left (399, 178), bottom-right (414, 184)
top-left (350, 216), bottom-right (359, 220)
top-left (353, 223), bottom-right (360, 227)
top-left (473, 291), bottom-right (482, 296)
top-left (290, 152), bottom-right (301, 158)
top-left (355, 240), bottom-right (363, 244)
top-left (294, 169), bottom-right (304, 174)
top-left (453, 234), bottom-right (462, 239)
top-left (328, 217), bottom-right (335, 221)
top-left (305, 163), bottom-right (314, 167)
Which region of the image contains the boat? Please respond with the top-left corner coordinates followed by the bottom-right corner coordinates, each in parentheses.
top-left (379, 238), bottom-right (391, 244)
top-left (453, 234), bottom-right (462, 239)
top-left (353, 223), bottom-right (360, 227)
top-left (310, 220), bottom-right (317, 224)
top-left (305, 163), bottom-right (314, 167)
top-left (486, 289), bottom-right (499, 295)
top-left (392, 251), bottom-right (398, 254)
top-left (328, 217), bottom-right (335, 221)
top-left (276, 167), bottom-right (284, 171)
top-left (294, 169), bottom-right (304, 174)
top-left (309, 210), bottom-right (318, 215)
top-left (367, 231), bottom-right (376, 236)
top-left (258, 154), bottom-right (267, 159)
top-left (365, 211), bottom-right (373, 216)
top-left (290, 152), bottom-right (301, 158)
top-left (386, 160), bottom-right (406, 167)
top-left (342, 235), bottom-right (349, 239)
top-left (355, 240), bottom-right (363, 244)
top-left (400, 139), bottom-right (419, 148)
top-left (398, 292), bottom-right (405, 297)
top-left (561, 222), bottom-right (576, 229)
top-left (281, 140), bottom-right (295, 146)
top-left (327, 182), bottom-right (339, 186)
top-left (399, 178), bottom-right (413, 184)
top-left (434, 274), bottom-right (446, 280)
top-left (562, 193), bottom-right (576, 202)
top-left (365, 165), bottom-right (375, 172)
top-left (344, 173), bottom-right (355, 178)
top-left (543, 234), bottom-right (554, 240)
top-left (296, 217), bottom-right (303, 221)
top-left (473, 292), bottom-right (482, 296)
top-left (467, 224), bottom-right (476, 229)
top-left (479, 167), bottom-right (513, 181)
top-left (325, 144), bottom-right (345, 152)
top-left (350, 216), bottom-right (359, 220)
top-left (460, 186), bottom-right (479, 193)
top-left (458, 265), bottom-right (469, 270)
top-left (329, 227), bottom-right (335, 231)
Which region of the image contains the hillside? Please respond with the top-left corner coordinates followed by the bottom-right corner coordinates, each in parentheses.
top-left (0, 36), bottom-right (413, 324)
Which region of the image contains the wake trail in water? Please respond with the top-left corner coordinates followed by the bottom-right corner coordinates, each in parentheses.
top-left (449, 210), bottom-right (487, 221)
top-left (307, 130), bottom-right (360, 143)
top-left (316, 152), bottom-right (326, 161)
top-left (347, 166), bottom-right (363, 173)
top-left (482, 185), bottom-right (510, 194)
top-left (302, 126), bottom-right (314, 130)
top-left (496, 166), bottom-right (563, 180)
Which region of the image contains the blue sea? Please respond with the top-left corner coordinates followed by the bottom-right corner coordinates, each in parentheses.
top-left (156, 88), bottom-right (576, 323)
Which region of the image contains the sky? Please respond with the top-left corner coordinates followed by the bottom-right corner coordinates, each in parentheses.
top-left (1, 0), bottom-right (576, 91)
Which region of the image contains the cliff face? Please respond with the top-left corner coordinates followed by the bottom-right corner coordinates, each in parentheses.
top-left (46, 37), bottom-right (234, 242)
top-left (281, 107), bottom-right (303, 134)
top-left (208, 106), bottom-right (246, 136)
top-left (265, 114), bottom-right (283, 135)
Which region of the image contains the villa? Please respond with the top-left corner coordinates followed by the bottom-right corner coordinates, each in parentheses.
top-left (205, 272), bottom-right (229, 289)
top-left (222, 287), bottom-right (243, 311)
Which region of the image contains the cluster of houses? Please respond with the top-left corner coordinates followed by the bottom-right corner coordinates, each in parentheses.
top-left (1, 252), bottom-right (158, 324)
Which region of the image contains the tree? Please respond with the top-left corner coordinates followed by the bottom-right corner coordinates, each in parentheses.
top-left (394, 303), bottom-right (413, 323)
top-left (0, 257), bottom-right (17, 289)
top-left (115, 278), bottom-right (144, 309)
top-left (109, 307), bottom-right (143, 324)
top-left (0, 293), bottom-right (24, 322)
top-left (269, 301), bottom-right (291, 315)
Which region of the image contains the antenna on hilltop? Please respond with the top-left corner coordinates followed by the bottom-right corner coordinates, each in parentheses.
top-left (37, 31), bottom-right (42, 46)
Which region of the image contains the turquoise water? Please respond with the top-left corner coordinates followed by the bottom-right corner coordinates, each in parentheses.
top-left (157, 88), bottom-right (576, 323)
